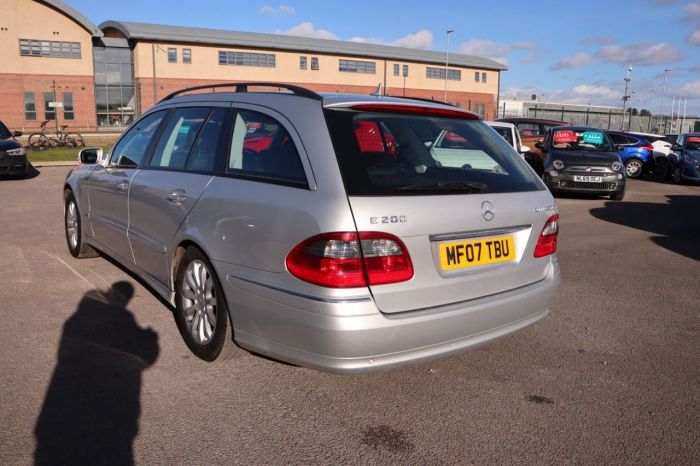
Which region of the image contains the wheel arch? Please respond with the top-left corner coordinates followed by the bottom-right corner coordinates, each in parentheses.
top-left (170, 239), bottom-right (210, 293)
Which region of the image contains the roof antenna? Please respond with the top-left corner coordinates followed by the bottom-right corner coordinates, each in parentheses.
top-left (370, 82), bottom-right (382, 97)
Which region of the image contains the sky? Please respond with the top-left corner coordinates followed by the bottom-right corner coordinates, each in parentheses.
top-left (68, 0), bottom-right (700, 115)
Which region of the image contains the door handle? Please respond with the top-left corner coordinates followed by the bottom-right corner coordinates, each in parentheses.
top-left (116, 180), bottom-right (129, 192)
top-left (167, 189), bottom-right (187, 205)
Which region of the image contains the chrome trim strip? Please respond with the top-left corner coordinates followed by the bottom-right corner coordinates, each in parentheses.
top-left (226, 274), bottom-right (372, 304)
top-left (127, 228), bottom-right (167, 254)
top-left (429, 224), bottom-right (532, 242)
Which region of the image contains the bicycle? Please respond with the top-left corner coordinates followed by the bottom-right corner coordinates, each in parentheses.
top-left (28, 121), bottom-right (84, 149)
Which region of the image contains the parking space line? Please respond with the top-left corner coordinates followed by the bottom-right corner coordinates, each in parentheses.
top-left (44, 252), bottom-right (108, 302)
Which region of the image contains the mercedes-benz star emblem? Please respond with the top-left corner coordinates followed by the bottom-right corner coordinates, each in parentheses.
top-left (481, 201), bottom-right (495, 221)
top-left (585, 167), bottom-right (592, 172)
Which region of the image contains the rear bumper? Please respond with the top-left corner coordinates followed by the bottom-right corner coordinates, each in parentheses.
top-left (217, 258), bottom-right (560, 373)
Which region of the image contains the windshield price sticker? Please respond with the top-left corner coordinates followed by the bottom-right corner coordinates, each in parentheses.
top-left (582, 131), bottom-right (604, 145)
top-left (687, 136), bottom-right (700, 143)
top-left (439, 236), bottom-right (515, 271)
top-left (553, 130), bottom-right (577, 144)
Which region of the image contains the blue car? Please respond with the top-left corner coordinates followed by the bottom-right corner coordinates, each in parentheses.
top-left (606, 131), bottom-right (654, 179)
top-left (668, 133), bottom-right (700, 184)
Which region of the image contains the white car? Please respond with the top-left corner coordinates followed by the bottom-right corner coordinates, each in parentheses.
top-left (628, 132), bottom-right (672, 160)
top-left (485, 121), bottom-right (530, 156)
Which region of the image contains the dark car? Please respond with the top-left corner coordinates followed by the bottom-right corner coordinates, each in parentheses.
top-left (0, 120), bottom-right (27, 178)
top-left (496, 117), bottom-right (570, 176)
top-left (606, 131), bottom-right (654, 178)
top-left (537, 126), bottom-right (626, 200)
top-left (668, 133), bottom-right (700, 184)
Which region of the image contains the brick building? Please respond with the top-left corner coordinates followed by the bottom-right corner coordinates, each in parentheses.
top-left (1, 0), bottom-right (507, 132)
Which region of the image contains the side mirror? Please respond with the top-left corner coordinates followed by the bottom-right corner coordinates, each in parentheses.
top-left (519, 145), bottom-right (531, 154)
top-left (79, 147), bottom-right (102, 165)
top-left (671, 143), bottom-right (682, 151)
top-left (614, 145), bottom-right (624, 152)
top-left (12, 130), bottom-right (22, 138)
top-left (534, 141), bottom-right (545, 151)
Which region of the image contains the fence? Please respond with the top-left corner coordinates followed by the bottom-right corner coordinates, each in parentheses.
top-left (499, 103), bottom-right (700, 134)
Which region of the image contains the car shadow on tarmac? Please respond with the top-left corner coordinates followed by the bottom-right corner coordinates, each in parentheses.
top-left (589, 195), bottom-right (700, 261)
top-left (34, 281), bottom-right (159, 466)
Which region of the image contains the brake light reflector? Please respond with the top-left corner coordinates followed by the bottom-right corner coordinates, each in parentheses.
top-left (534, 214), bottom-right (559, 258)
top-left (642, 144), bottom-right (654, 152)
top-left (286, 232), bottom-right (414, 288)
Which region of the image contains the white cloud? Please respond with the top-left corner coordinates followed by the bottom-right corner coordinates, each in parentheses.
top-left (550, 52), bottom-right (595, 70)
top-left (349, 36), bottom-right (386, 45)
top-left (259, 4), bottom-right (295, 15)
top-left (571, 84), bottom-right (618, 100)
top-left (392, 30), bottom-right (433, 50)
top-left (278, 22), bottom-right (336, 40)
top-left (685, 1), bottom-right (700, 24)
top-left (595, 42), bottom-right (683, 66)
top-left (687, 29), bottom-right (700, 45)
top-left (677, 80), bottom-right (700, 97)
top-left (458, 39), bottom-right (534, 64)
top-left (519, 53), bottom-right (542, 64)
top-left (579, 36), bottom-right (616, 45)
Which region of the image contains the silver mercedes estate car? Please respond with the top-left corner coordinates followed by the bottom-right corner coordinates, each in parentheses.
top-left (64, 82), bottom-right (560, 373)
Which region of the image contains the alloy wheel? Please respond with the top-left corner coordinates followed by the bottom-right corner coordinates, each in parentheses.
top-left (181, 260), bottom-right (218, 345)
top-left (66, 201), bottom-right (78, 250)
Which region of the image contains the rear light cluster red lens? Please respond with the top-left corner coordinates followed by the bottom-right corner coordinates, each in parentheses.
top-left (642, 144), bottom-right (654, 151)
top-left (534, 214), bottom-right (559, 258)
top-left (286, 232), bottom-right (414, 288)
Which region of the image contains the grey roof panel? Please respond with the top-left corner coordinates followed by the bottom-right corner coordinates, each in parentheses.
top-left (39, 0), bottom-right (103, 37)
top-left (98, 20), bottom-right (507, 71)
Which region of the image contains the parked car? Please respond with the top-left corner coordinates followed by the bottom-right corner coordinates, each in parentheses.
top-left (606, 131), bottom-right (654, 178)
top-left (537, 126), bottom-right (626, 200)
top-left (485, 121), bottom-right (530, 155)
top-left (63, 82), bottom-right (561, 373)
top-left (496, 117), bottom-right (570, 176)
top-left (668, 133), bottom-right (700, 183)
top-left (0, 120), bottom-right (27, 178)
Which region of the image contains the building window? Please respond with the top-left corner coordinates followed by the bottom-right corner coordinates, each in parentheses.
top-left (44, 92), bottom-right (56, 121)
top-left (183, 48), bottom-right (192, 64)
top-left (300, 56), bottom-right (307, 70)
top-left (24, 93), bottom-right (36, 121)
top-left (168, 48), bottom-right (177, 63)
top-left (472, 102), bottom-right (485, 117)
top-left (311, 57), bottom-right (319, 70)
top-left (403, 64), bottom-right (408, 77)
top-left (482, 72), bottom-right (487, 83)
top-left (426, 67), bottom-right (461, 81)
top-left (474, 71), bottom-right (480, 83)
top-left (393, 64), bottom-right (399, 76)
top-left (339, 59), bottom-right (376, 74)
top-left (63, 92), bottom-right (74, 120)
top-left (218, 51), bottom-right (276, 67)
top-left (93, 45), bottom-right (135, 127)
top-left (19, 39), bottom-right (81, 58)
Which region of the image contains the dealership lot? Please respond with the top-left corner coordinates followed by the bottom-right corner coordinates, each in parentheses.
top-left (1, 167), bottom-right (698, 464)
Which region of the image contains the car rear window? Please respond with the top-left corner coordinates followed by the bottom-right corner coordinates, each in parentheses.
top-left (324, 108), bottom-right (542, 196)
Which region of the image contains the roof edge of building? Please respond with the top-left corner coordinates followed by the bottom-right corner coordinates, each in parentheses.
top-left (98, 20), bottom-right (508, 72)
top-left (39, 0), bottom-right (103, 37)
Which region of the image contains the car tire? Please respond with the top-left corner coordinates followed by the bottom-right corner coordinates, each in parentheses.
top-left (64, 191), bottom-right (99, 258)
top-left (174, 246), bottom-right (243, 362)
top-left (672, 167), bottom-right (683, 184)
top-left (610, 190), bottom-right (625, 201)
top-left (624, 159), bottom-right (643, 179)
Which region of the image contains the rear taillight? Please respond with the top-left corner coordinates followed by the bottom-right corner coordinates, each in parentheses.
top-left (534, 214), bottom-right (559, 258)
top-left (286, 232), bottom-right (414, 288)
top-left (642, 144), bottom-right (654, 151)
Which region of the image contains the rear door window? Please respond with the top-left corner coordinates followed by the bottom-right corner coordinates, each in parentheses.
top-left (325, 109), bottom-right (541, 196)
top-left (149, 107), bottom-right (211, 170)
top-left (186, 108), bottom-right (228, 173)
top-left (227, 109), bottom-right (307, 187)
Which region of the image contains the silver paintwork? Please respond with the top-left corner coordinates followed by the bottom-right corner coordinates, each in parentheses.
top-left (64, 90), bottom-right (560, 373)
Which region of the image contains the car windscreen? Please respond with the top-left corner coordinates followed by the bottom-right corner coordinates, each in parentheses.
top-left (550, 128), bottom-right (614, 152)
top-left (0, 122), bottom-right (11, 140)
top-left (324, 109), bottom-right (542, 196)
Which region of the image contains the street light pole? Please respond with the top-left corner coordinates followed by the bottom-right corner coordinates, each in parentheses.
top-left (621, 65), bottom-right (632, 130)
top-left (444, 29), bottom-right (454, 103)
top-left (660, 69), bottom-right (670, 133)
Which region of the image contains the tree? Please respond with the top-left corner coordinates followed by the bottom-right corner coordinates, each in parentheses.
top-left (640, 109), bottom-right (651, 116)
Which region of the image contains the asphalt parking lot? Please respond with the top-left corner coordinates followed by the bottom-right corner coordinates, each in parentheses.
top-left (1, 167), bottom-right (698, 465)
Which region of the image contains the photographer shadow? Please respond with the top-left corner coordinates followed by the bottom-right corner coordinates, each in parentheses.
top-left (589, 195), bottom-right (700, 261)
top-left (34, 281), bottom-right (159, 466)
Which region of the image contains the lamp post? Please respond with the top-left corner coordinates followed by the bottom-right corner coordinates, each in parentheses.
top-left (621, 65), bottom-right (632, 130)
top-left (444, 29), bottom-right (454, 103)
top-left (660, 69), bottom-right (670, 133)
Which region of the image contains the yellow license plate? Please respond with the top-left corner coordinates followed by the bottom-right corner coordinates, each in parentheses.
top-left (439, 236), bottom-right (515, 270)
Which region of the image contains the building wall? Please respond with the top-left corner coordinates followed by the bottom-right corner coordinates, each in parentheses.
top-left (130, 40), bottom-right (499, 118)
top-left (0, 0), bottom-right (97, 130)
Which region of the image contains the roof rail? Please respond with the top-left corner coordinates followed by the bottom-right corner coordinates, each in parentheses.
top-left (159, 82), bottom-right (323, 103)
